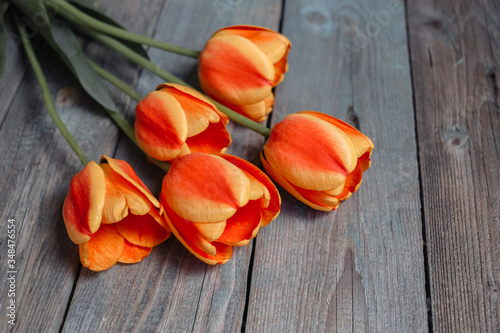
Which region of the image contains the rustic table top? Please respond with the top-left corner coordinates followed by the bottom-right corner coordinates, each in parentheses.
top-left (1, 0), bottom-right (499, 332)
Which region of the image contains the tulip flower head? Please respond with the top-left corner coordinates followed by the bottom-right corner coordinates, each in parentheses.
top-left (261, 111), bottom-right (374, 211)
top-left (135, 83), bottom-right (231, 162)
top-left (63, 156), bottom-right (170, 271)
top-left (160, 153), bottom-right (281, 265)
top-left (199, 25), bottom-right (291, 122)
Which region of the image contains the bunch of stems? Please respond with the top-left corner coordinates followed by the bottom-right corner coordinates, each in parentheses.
top-left (15, 0), bottom-right (273, 172)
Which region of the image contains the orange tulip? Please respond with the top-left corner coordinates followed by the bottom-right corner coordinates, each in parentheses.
top-left (261, 111), bottom-right (374, 211)
top-left (159, 152), bottom-right (281, 265)
top-left (63, 156), bottom-right (170, 271)
top-left (198, 25), bottom-right (291, 122)
top-left (135, 83), bottom-right (231, 161)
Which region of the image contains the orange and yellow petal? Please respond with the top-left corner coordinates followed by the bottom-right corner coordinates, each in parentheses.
top-left (199, 35), bottom-right (274, 105)
top-left (100, 156), bottom-right (159, 215)
top-left (115, 212), bottom-right (170, 248)
top-left (157, 83), bottom-right (220, 113)
top-left (192, 221), bottom-right (227, 242)
top-left (261, 152), bottom-right (335, 212)
top-left (213, 26), bottom-right (290, 87)
top-left (217, 199), bottom-right (262, 246)
top-left (335, 151), bottom-right (371, 201)
top-left (118, 240), bottom-right (152, 264)
top-left (161, 153), bottom-right (251, 222)
top-left (79, 224), bottom-right (125, 271)
top-left (184, 120), bottom-right (231, 154)
top-left (292, 185), bottom-right (340, 210)
top-left (301, 111), bottom-right (374, 158)
top-left (264, 113), bottom-right (358, 191)
top-left (62, 161), bottom-right (106, 244)
top-left (220, 92), bottom-right (274, 122)
top-left (272, 55), bottom-right (289, 87)
top-left (213, 25), bottom-right (291, 64)
top-left (158, 83), bottom-right (227, 137)
top-left (101, 175), bottom-right (128, 224)
top-left (164, 204), bottom-right (217, 255)
top-left (218, 153), bottom-right (281, 226)
top-left (163, 203), bottom-right (233, 265)
top-left (135, 90), bottom-right (188, 161)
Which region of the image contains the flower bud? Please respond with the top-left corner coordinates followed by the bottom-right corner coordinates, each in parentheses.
top-left (63, 156), bottom-right (170, 271)
top-left (199, 25), bottom-right (291, 122)
top-left (160, 153), bottom-right (281, 264)
top-left (135, 83), bottom-right (231, 161)
top-left (261, 111), bottom-right (374, 211)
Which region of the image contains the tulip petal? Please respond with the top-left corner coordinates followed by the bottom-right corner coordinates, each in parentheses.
top-left (161, 153), bottom-right (250, 222)
top-left (217, 199), bottom-right (261, 246)
top-left (336, 151), bottom-right (371, 201)
top-left (115, 212), bottom-right (170, 248)
top-left (157, 83), bottom-right (219, 109)
top-left (101, 175), bottom-right (128, 224)
top-left (218, 154), bottom-right (281, 226)
top-left (148, 206), bottom-right (171, 231)
top-left (135, 90), bottom-right (188, 161)
top-left (118, 240), bottom-right (152, 264)
top-left (192, 221), bottom-right (227, 242)
top-left (220, 92), bottom-right (274, 122)
top-left (301, 111), bottom-right (374, 158)
top-left (163, 203), bottom-right (232, 264)
top-left (199, 35), bottom-right (274, 105)
top-left (62, 161), bottom-right (106, 244)
top-left (293, 186), bottom-right (340, 209)
top-left (158, 83), bottom-right (229, 136)
top-left (261, 152), bottom-right (335, 211)
top-left (185, 120), bottom-right (231, 154)
top-left (213, 25), bottom-right (291, 64)
top-left (100, 156), bottom-right (159, 215)
top-left (79, 224), bottom-right (125, 271)
top-left (272, 55), bottom-right (289, 87)
top-left (246, 172), bottom-right (267, 201)
top-left (264, 113), bottom-right (358, 191)
top-left (163, 203), bottom-right (216, 255)
top-left (213, 26), bottom-right (290, 88)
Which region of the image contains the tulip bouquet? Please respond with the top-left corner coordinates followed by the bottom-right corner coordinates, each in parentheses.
top-left (2, 0), bottom-right (373, 271)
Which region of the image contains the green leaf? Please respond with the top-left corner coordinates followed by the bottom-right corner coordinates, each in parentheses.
top-left (0, 1), bottom-right (9, 80)
top-left (50, 18), bottom-right (118, 111)
top-left (68, 0), bottom-right (97, 9)
top-left (11, 0), bottom-right (118, 112)
top-left (68, 0), bottom-right (149, 60)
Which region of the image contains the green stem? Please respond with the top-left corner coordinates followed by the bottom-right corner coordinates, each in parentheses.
top-left (90, 61), bottom-right (143, 102)
top-left (90, 32), bottom-right (272, 137)
top-left (103, 107), bottom-right (170, 173)
top-left (45, 0), bottom-right (201, 59)
top-left (89, 63), bottom-right (170, 172)
top-left (14, 13), bottom-right (90, 166)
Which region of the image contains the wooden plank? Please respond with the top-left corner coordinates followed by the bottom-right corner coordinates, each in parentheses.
top-left (0, 21), bottom-right (37, 125)
top-left (61, 1), bottom-right (282, 332)
top-left (0, 2), bottom-right (165, 332)
top-left (245, 0), bottom-right (429, 331)
top-left (407, 0), bottom-right (500, 331)
top-left (0, 44), bottom-right (110, 333)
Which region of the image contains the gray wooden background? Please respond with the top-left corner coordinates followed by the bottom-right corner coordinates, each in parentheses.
top-left (0, 0), bottom-right (498, 332)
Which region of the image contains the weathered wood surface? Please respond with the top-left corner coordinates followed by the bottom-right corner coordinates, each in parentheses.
top-left (0, 0), bottom-right (498, 332)
top-left (61, 0), bottom-right (280, 332)
top-left (408, 0), bottom-right (500, 331)
top-left (245, 0), bottom-right (428, 331)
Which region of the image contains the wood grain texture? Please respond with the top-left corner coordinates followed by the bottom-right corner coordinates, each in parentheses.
top-left (0, 44), bottom-right (115, 332)
top-left (0, 2), bottom-right (165, 332)
top-left (60, 1), bottom-right (282, 332)
top-left (245, 0), bottom-right (429, 331)
top-left (0, 21), bottom-right (37, 126)
top-left (408, 0), bottom-right (500, 331)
